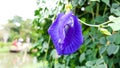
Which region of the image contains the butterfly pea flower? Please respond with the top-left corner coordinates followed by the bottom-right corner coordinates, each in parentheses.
top-left (48, 12), bottom-right (83, 55)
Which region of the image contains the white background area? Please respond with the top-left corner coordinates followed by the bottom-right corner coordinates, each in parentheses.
top-left (0, 0), bottom-right (37, 25)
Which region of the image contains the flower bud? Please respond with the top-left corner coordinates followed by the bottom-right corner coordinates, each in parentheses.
top-left (99, 28), bottom-right (111, 35)
top-left (65, 3), bottom-right (72, 12)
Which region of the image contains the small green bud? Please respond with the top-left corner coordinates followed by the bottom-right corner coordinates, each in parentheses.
top-left (99, 28), bottom-right (111, 35)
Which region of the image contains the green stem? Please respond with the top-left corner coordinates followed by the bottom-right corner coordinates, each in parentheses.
top-left (96, 3), bottom-right (99, 16)
top-left (48, 36), bottom-right (51, 45)
top-left (79, 17), bottom-right (120, 27)
top-left (79, 19), bottom-right (99, 27)
top-left (42, 60), bottom-right (45, 68)
top-left (103, 5), bottom-right (107, 15)
top-left (78, 12), bottom-right (87, 17)
top-left (92, 11), bottom-right (94, 20)
top-left (43, 36), bottom-right (50, 67)
top-left (101, 17), bottom-right (120, 25)
top-left (114, 0), bottom-right (120, 4)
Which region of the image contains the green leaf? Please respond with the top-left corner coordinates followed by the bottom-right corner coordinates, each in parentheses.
top-left (114, 33), bottom-right (120, 44)
top-left (113, 46), bottom-right (119, 54)
top-left (76, 66), bottom-right (86, 68)
top-left (106, 35), bottom-right (115, 43)
top-left (109, 15), bottom-right (116, 21)
top-left (41, 42), bottom-right (49, 52)
top-left (90, 0), bottom-right (100, 2)
top-left (92, 64), bottom-right (107, 68)
top-left (54, 63), bottom-right (66, 68)
top-left (99, 46), bottom-right (106, 54)
top-left (79, 53), bottom-right (85, 63)
top-left (86, 49), bottom-right (92, 55)
top-left (71, 0), bottom-right (79, 7)
top-left (112, 3), bottom-right (119, 8)
top-left (86, 61), bottom-right (95, 67)
top-left (84, 39), bottom-right (91, 45)
top-left (107, 44), bottom-right (119, 56)
top-left (94, 16), bottom-right (106, 24)
top-left (85, 6), bottom-right (93, 13)
top-left (86, 59), bottom-right (107, 67)
top-left (108, 16), bottom-right (120, 31)
top-left (101, 0), bottom-right (110, 6)
top-left (96, 58), bottom-right (104, 65)
top-left (34, 10), bottom-right (40, 16)
top-left (111, 3), bottom-right (120, 16)
top-left (99, 37), bottom-right (107, 44)
top-left (50, 49), bottom-right (59, 59)
top-left (108, 16), bottom-right (120, 23)
top-left (108, 22), bottom-right (120, 31)
top-left (78, 0), bottom-right (86, 6)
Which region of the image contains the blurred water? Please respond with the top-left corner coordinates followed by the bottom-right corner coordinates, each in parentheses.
top-left (0, 52), bottom-right (37, 68)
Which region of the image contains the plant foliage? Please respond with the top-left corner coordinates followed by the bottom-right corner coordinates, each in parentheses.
top-left (31, 0), bottom-right (120, 68)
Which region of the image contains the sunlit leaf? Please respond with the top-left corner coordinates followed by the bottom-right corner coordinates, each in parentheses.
top-left (79, 52), bottom-right (85, 63)
top-left (86, 61), bottom-right (95, 67)
top-left (101, 0), bottom-right (110, 6)
top-left (41, 42), bottom-right (49, 52)
top-left (108, 16), bottom-right (120, 31)
top-left (50, 49), bottom-right (60, 59)
top-left (96, 58), bottom-right (104, 65)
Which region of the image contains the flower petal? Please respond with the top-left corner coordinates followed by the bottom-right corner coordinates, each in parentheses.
top-left (48, 13), bottom-right (64, 54)
top-left (62, 15), bottom-right (83, 55)
top-left (48, 12), bottom-right (83, 55)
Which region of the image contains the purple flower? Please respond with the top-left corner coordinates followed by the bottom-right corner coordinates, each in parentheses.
top-left (48, 12), bottom-right (83, 55)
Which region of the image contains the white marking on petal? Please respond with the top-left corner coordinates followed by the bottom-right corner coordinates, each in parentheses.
top-left (64, 24), bottom-right (69, 34)
top-left (58, 39), bottom-right (64, 50)
top-left (58, 39), bottom-right (61, 43)
top-left (69, 17), bottom-right (74, 27)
